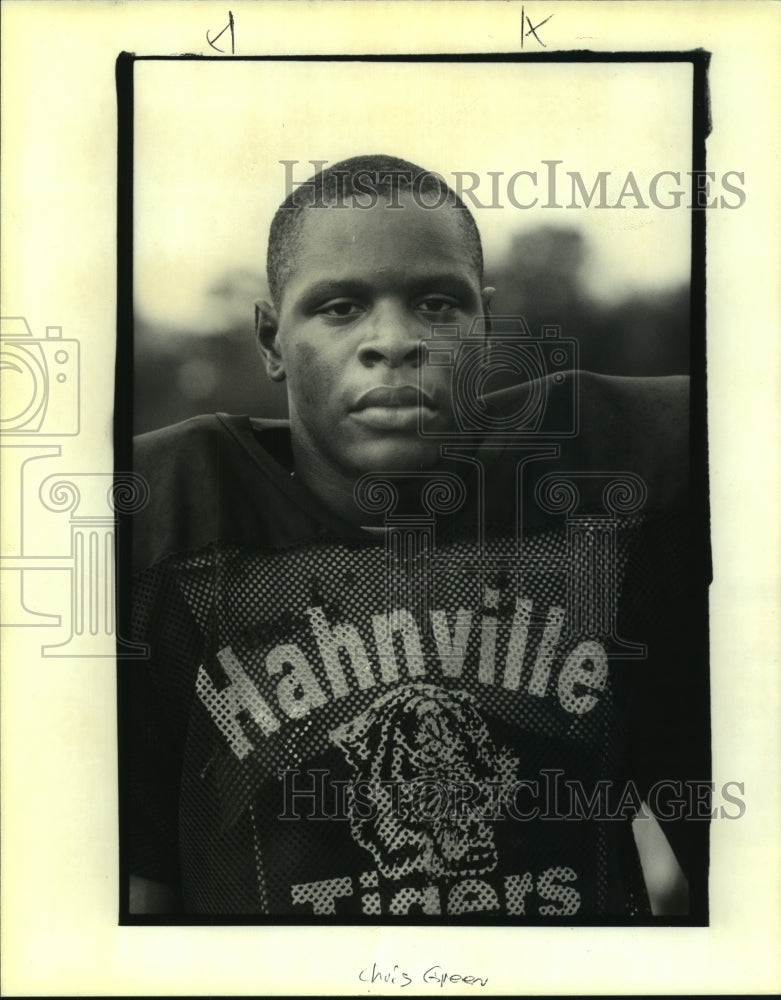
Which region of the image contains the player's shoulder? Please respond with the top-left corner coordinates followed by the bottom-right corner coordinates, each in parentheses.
top-left (579, 369), bottom-right (688, 415)
top-left (573, 371), bottom-right (690, 509)
top-left (485, 370), bottom-right (689, 439)
top-left (133, 412), bottom-right (290, 480)
top-left (486, 371), bottom-right (690, 509)
top-left (133, 413), bottom-right (259, 510)
top-left (131, 413), bottom-right (297, 573)
top-left (134, 413), bottom-right (232, 466)
top-left (576, 371), bottom-right (689, 444)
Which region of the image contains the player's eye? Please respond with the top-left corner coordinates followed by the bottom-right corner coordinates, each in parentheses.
top-left (317, 300), bottom-right (364, 318)
top-left (417, 296), bottom-right (460, 314)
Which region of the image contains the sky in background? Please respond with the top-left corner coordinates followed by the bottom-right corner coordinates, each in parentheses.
top-left (134, 59), bottom-right (693, 332)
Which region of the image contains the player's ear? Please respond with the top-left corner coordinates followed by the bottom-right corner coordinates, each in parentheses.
top-left (254, 299), bottom-right (285, 382)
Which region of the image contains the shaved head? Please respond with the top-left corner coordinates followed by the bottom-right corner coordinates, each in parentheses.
top-left (266, 154), bottom-right (484, 308)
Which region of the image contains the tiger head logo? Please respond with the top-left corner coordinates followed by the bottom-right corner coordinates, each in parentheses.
top-left (330, 684), bottom-right (517, 881)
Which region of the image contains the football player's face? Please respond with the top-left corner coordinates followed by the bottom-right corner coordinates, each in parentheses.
top-left (260, 195), bottom-right (490, 476)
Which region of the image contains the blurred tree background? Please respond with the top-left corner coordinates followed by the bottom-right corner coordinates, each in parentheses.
top-left (133, 225), bottom-right (689, 435)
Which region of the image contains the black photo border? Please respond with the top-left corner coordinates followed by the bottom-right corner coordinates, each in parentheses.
top-left (115, 48), bottom-right (711, 928)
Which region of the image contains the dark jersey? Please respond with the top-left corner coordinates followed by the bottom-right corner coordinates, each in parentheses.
top-left (124, 372), bottom-right (707, 918)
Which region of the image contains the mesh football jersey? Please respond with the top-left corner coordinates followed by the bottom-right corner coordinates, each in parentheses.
top-left (124, 374), bottom-right (703, 918)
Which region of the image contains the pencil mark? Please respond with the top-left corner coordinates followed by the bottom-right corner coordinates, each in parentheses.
top-left (206, 10), bottom-right (235, 54)
top-left (521, 6), bottom-right (553, 49)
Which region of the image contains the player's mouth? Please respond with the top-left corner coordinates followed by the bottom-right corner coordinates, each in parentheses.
top-left (350, 385), bottom-right (436, 431)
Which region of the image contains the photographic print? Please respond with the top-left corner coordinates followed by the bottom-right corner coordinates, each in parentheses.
top-left (2, 2), bottom-right (779, 995)
top-left (120, 53), bottom-right (710, 924)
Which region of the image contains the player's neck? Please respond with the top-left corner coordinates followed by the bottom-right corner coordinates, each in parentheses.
top-left (288, 439), bottom-right (376, 526)
top-left (289, 436), bottom-right (439, 528)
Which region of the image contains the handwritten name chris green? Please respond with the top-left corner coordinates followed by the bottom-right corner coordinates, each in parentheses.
top-left (359, 962), bottom-right (488, 988)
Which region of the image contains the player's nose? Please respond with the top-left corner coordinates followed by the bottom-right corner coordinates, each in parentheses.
top-left (357, 300), bottom-right (421, 369)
